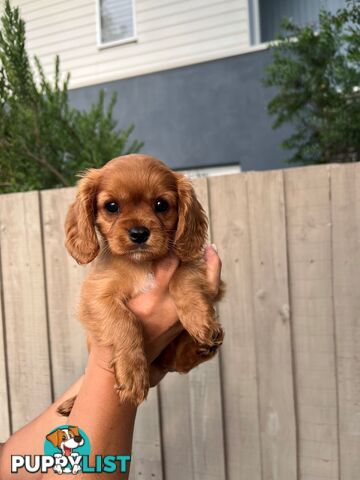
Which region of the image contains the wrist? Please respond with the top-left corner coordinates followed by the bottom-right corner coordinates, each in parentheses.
top-left (87, 348), bottom-right (115, 376)
top-left (68, 351), bottom-right (137, 424)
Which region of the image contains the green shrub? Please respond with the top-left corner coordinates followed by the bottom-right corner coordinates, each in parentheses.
top-left (0, 0), bottom-right (143, 193)
top-left (264, 0), bottom-right (360, 165)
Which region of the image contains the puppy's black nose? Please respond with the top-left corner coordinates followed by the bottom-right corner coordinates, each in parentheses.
top-left (128, 226), bottom-right (150, 244)
top-left (74, 435), bottom-right (82, 443)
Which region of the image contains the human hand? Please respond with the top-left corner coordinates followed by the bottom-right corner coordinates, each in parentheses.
top-left (139, 244), bottom-right (222, 386)
top-left (129, 254), bottom-right (182, 362)
top-left (131, 244), bottom-right (222, 365)
top-left (88, 254), bottom-right (181, 370)
top-left (90, 245), bottom-right (222, 385)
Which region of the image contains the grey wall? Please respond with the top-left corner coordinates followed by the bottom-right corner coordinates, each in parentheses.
top-left (259, 0), bottom-right (346, 42)
top-left (69, 48), bottom-right (294, 172)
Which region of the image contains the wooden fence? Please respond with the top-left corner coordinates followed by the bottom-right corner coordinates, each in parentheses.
top-left (0, 162), bottom-right (359, 480)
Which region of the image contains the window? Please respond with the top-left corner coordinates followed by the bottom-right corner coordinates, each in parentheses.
top-left (249, 0), bottom-right (346, 45)
top-left (97, 0), bottom-right (136, 48)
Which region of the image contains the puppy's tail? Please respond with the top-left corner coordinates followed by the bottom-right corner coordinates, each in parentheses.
top-left (56, 395), bottom-right (77, 417)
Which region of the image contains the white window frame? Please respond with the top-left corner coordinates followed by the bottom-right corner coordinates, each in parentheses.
top-left (96, 0), bottom-right (137, 50)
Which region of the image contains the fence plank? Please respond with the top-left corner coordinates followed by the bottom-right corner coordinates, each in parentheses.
top-left (189, 177), bottom-right (226, 480)
top-left (40, 188), bottom-right (88, 398)
top-left (284, 165), bottom-right (339, 480)
top-left (160, 177), bottom-right (226, 480)
top-left (0, 269), bottom-right (10, 441)
top-left (330, 163), bottom-right (360, 480)
top-left (160, 373), bottom-right (193, 480)
top-left (247, 170), bottom-right (297, 480)
top-left (209, 173), bottom-right (262, 480)
top-left (130, 387), bottom-right (163, 480)
top-left (0, 191), bottom-right (52, 432)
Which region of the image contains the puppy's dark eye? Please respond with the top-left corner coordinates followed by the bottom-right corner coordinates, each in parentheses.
top-left (104, 201), bottom-right (119, 213)
top-left (154, 199), bottom-right (169, 213)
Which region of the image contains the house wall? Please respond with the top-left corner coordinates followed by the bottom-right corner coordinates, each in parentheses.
top-left (69, 48), bottom-right (293, 171)
top-left (6, 1), bottom-right (295, 171)
top-left (13, 0), bottom-right (252, 89)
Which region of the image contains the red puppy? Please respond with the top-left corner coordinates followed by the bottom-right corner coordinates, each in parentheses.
top-left (61, 154), bottom-right (224, 410)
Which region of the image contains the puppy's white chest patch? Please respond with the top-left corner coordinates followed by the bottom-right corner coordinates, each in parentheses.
top-left (136, 272), bottom-right (156, 295)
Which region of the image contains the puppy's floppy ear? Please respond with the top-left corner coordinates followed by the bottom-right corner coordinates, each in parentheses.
top-left (46, 429), bottom-right (62, 447)
top-left (65, 168), bottom-right (101, 264)
top-left (174, 173), bottom-right (208, 261)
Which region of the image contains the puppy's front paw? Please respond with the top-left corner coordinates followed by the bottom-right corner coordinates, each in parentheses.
top-left (170, 328), bottom-right (224, 373)
top-left (113, 359), bottom-right (150, 405)
top-left (207, 323), bottom-right (224, 347)
top-left (115, 372), bottom-right (150, 405)
top-left (196, 324), bottom-right (224, 357)
top-left (192, 322), bottom-right (224, 349)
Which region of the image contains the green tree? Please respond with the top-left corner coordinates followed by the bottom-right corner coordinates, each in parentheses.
top-left (0, 0), bottom-right (143, 193)
top-left (263, 1), bottom-right (360, 165)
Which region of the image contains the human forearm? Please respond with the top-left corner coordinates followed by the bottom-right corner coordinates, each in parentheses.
top-left (63, 351), bottom-right (136, 480)
top-left (31, 351), bottom-right (136, 480)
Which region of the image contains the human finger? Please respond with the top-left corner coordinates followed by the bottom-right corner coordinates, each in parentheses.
top-left (204, 244), bottom-right (222, 294)
top-left (152, 254), bottom-right (179, 291)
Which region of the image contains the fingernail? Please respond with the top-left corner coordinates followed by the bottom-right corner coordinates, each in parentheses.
top-left (211, 243), bottom-right (218, 253)
top-left (205, 244), bottom-right (218, 258)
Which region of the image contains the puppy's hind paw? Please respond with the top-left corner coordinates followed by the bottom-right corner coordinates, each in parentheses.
top-left (197, 344), bottom-right (219, 357)
top-left (56, 395), bottom-right (77, 417)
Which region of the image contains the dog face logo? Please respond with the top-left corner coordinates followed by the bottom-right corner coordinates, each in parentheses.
top-left (45, 425), bottom-right (88, 475)
top-left (46, 426), bottom-right (84, 456)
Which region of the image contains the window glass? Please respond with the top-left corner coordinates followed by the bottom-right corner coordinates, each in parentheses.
top-left (99, 0), bottom-right (135, 45)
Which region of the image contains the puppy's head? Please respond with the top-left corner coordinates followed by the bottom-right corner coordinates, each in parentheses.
top-left (65, 154), bottom-right (207, 264)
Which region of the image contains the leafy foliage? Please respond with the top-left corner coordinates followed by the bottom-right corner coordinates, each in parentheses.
top-left (263, 1), bottom-right (360, 165)
top-left (0, 0), bottom-right (143, 193)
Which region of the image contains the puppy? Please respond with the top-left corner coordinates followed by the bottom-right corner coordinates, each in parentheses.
top-left (59, 154), bottom-right (224, 411)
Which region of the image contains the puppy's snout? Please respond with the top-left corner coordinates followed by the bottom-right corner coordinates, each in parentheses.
top-left (128, 226), bottom-right (150, 244)
top-left (74, 435), bottom-right (82, 443)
